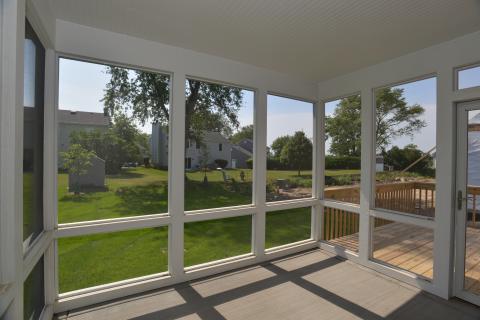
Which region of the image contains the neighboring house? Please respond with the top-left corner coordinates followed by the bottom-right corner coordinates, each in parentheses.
top-left (151, 124), bottom-right (241, 169)
top-left (231, 139), bottom-right (253, 168)
top-left (151, 124), bottom-right (169, 168)
top-left (376, 155), bottom-right (384, 172)
top-left (185, 131), bottom-right (232, 169)
top-left (58, 110), bottom-right (110, 167)
top-left (68, 155), bottom-right (106, 191)
top-left (237, 139), bottom-right (253, 153)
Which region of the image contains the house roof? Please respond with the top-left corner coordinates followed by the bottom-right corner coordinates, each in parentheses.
top-left (59, 110), bottom-right (110, 126)
top-left (237, 139), bottom-right (253, 153)
top-left (232, 145), bottom-right (252, 157)
top-left (201, 131), bottom-right (231, 145)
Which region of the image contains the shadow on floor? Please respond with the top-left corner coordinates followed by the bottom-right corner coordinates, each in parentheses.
top-left (59, 250), bottom-right (480, 320)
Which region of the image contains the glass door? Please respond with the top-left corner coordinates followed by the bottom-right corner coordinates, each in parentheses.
top-left (455, 100), bottom-right (480, 306)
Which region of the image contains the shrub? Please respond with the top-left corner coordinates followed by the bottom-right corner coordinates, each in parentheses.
top-left (325, 174), bottom-right (360, 186)
top-left (267, 158), bottom-right (284, 170)
top-left (383, 144), bottom-right (434, 176)
top-left (325, 156), bottom-right (361, 170)
top-left (214, 159), bottom-right (228, 168)
top-left (246, 158), bottom-right (253, 169)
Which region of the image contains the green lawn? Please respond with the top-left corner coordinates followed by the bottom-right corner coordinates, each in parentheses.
top-left (58, 167), bottom-right (355, 293)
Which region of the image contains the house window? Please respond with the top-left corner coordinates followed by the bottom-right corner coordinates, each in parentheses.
top-left (57, 58), bottom-right (170, 224)
top-left (266, 95), bottom-right (313, 202)
top-left (374, 77), bottom-right (436, 218)
top-left (185, 157), bottom-right (192, 169)
top-left (23, 19), bottom-right (45, 247)
top-left (324, 95), bottom-right (361, 205)
top-left (184, 78), bottom-right (254, 212)
top-left (457, 64), bottom-right (480, 90)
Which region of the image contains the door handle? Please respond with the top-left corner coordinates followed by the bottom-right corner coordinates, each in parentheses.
top-left (457, 190), bottom-right (466, 210)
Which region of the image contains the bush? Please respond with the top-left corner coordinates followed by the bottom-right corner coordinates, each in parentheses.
top-left (325, 156), bottom-right (361, 170)
top-left (246, 158), bottom-right (253, 169)
top-left (325, 174), bottom-right (360, 186)
top-left (267, 158), bottom-right (284, 170)
top-left (383, 145), bottom-right (434, 176)
top-left (214, 159), bottom-right (228, 169)
top-left (247, 157), bottom-right (288, 170)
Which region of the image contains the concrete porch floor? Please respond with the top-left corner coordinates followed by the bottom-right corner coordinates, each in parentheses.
top-left (56, 249), bottom-right (480, 320)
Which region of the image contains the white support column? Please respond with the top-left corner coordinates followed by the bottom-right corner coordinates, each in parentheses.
top-left (168, 73), bottom-right (186, 280)
top-left (433, 68), bottom-right (455, 299)
top-left (43, 48), bottom-right (57, 308)
top-left (0, 0), bottom-right (25, 319)
top-left (359, 88), bottom-right (374, 264)
top-left (312, 101), bottom-right (324, 241)
top-left (253, 89), bottom-right (267, 257)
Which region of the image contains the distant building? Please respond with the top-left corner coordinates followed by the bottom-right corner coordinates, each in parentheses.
top-left (151, 124), bottom-right (254, 169)
top-left (151, 125), bottom-right (169, 168)
top-left (68, 155), bottom-right (106, 191)
top-left (58, 110), bottom-right (110, 155)
top-left (231, 139), bottom-right (253, 168)
top-left (376, 155), bottom-right (384, 172)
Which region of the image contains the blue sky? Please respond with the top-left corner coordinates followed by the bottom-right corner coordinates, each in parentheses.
top-left (459, 65), bottom-right (480, 90)
top-left (61, 59), bottom-right (480, 153)
top-left (325, 77), bottom-right (437, 153)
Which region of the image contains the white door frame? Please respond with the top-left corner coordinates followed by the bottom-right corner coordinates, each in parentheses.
top-left (454, 99), bottom-right (480, 306)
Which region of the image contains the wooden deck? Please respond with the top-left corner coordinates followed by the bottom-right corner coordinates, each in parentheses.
top-left (56, 250), bottom-right (480, 320)
top-left (328, 222), bottom-right (480, 295)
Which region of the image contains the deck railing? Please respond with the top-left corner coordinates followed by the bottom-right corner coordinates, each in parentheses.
top-left (323, 181), bottom-right (480, 241)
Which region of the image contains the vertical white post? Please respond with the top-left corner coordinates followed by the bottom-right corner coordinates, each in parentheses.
top-left (359, 88), bottom-right (374, 264)
top-left (0, 0), bottom-right (25, 319)
top-left (433, 68), bottom-right (455, 299)
top-left (168, 73), bottom-right (186, 280)
top-left (312, 101), bottom-right (324, 241)
top-left (43, 48), bottom-right (56, 308)
top-left (253, 89), bottom-right (267, 258)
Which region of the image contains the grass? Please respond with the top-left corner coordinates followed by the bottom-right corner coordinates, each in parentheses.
top-left (58, 227), bottom-right (168, 292)
top-left (57, 166), bottom-right (356, 293)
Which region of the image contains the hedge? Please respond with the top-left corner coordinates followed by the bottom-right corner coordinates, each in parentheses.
top-left (325, 155), bottom-right (360, 170)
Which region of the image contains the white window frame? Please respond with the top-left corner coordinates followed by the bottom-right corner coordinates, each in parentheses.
top-left (51, 57), bottom-right (319, 313)
top-left (455, 61), bottom-right (480, 91)
top-left (318, 74), bottom-right (440, 295)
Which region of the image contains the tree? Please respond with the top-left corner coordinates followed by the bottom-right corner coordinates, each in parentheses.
top-left (325, 95), bottom-right (362, 157)
top-left (61, 144), bottom-right (94, 194)
top-left (383, 144), bottom-right (433, 175)
top-left (280, 131), bottom-right (312, 176)
top-left (325, 88), bottom-right (426, 156)
top-left (70, 115), bottom-right (146, 174)
top-left (102, 67), bottom-right (244, 145)
top-left (270, 135), bottom-right (292, 158)
top-left (198, 144), bottom-right (210, 184)
top-left (230, 125), bottom-right (253, 144)
top-left (375, 88), bottom-right (426, 151)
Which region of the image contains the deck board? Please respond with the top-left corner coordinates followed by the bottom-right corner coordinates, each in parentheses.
top-left (328, 222), bottom-right (480, 295)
